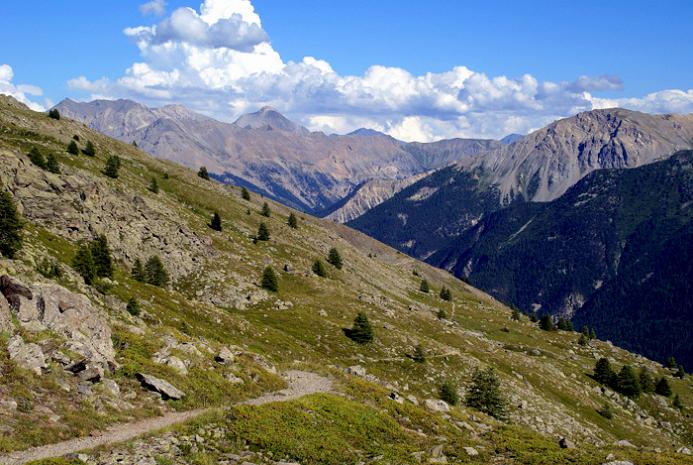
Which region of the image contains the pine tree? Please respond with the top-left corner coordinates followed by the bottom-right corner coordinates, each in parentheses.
top-left (48, 108), bottom-right (61, 120)
top-left (198, 166), bottom-right (210, 180)
top-left (0, 187), bottom-right (23, 258)
top-left (511, 308), bottom-right (521, 321)
top-left (257, 222), bottom-right (270, 241)
top-left (639, 367), bottom-right (656, 393)
top-left (90, 235), bottom-right (113, 278)
top-left (666, 356), bottom-right (677, 369)
top-left (557, 318), bottom-right (573, 331)
top-left (327, 248), bottom-right (343, 269)
top-left (126, 297), bottom-right (141, 317)
top-left (539, 314), bottom-right (554, 331)
top-left (103, 155), bottom-right (121, 178)
top-left (590, 328), bottom-right (597, 340)
top-left (675, 365), bottom-right (686, 379)
top-left (261, 202), bottom-right (271, 217)
top-left (529, 312), bottom-right (538, 323)
top-left (594, 358), bottom-right (614, 385)
top-left (419, 279), bottom-right (430, 293)
top-left (577, 333), bottom-right (589, 346)
top-left (312, 259), bottom-right (327, 277)
top-left (439, 286), bottom-right (452, 301)
top-left (28, 147), bottom-right (47, 169)
top-left (72, 244), bottom-right (96, 285)
top-left (209, 212), bottom-right (222, 231)
top-left (673, 394), bottom-right (683, 410)
top-left (346, 312), bottom-right (373, 344)
top-left (46, 154), bottom-right (60, 174)
top-left (241, 187), bottom-right (251, 200)
top-left (616, 365), bottom-right (641, 398)
top-left (144, 255), bottom-right (169, 287)
top-left (465, 367), bottom-right (507, 419)
top-left (287, 212), bottom-right (298, 229)
top-left (655, 377), bottom-right (672, 397)
top-left (132, 140), bottom-right (138, 147)
top-left (412, 344), bottom-right (426, 363)
top-left (581, 325), bottom-right (590, 338)
top-left (440, 380), bottom-right (460, 406)
top-left (131, 258), bottom-right (145, 282)
top-left (261, 266), bottom-right (278, 292)
top-left (67, 140), bottom-right (80, 155)
top-left (83, 140), bottom-right (96, 157)
top-left (148, 177), bottom-right (159, 193)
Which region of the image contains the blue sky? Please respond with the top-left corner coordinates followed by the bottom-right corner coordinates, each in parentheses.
top-left (1, 0), bottom-right (692, 141)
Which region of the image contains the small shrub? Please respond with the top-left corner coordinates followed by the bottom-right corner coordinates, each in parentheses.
top-left (36, 257), bottom-right (62, 278)
top-left (67, 140), bottom-right (79, 155)
top-left (419, 279), bottom-right (429, 293)
top-left (209, 212), bottom-right (222, 231)
top-left (436, 309), bottom-right (448, 320)
top-left (198, 166), bottom-right (210, 180)
top-left (126, 297), bottom-right (141, 317)
top-left (28, 147), bottom-right (47, 169)
top-left (148, 177), bottom-right (159, 193)
top-left (83, 140), bottom-right (96, 156)
top-left (327, 248), bottom-right (343, 269)
top-left (261, 266), bottom-right (278, 292)
top-left (673, 394), bottom-right (683, 410)
top-left (655, 377), bottom-right (672, 397)
top-left (439, 286), bottom-right (452, 301)
top-left (144, 255), bottom-right (169, 287)
top-left (666, 356), bottom-right (677, 369)
top-left (48, 108), bottom-right (61, 120)
top-left (46, 153), bottom-right (61, 174)
top-left (345, 312), bottom-right (373, 344)
top-left (103, 155), bottom-right (121, 178)
top-left (312, 259), bottom-right (327, 277)
top-left (257, 222), bottom-right (270, 241)
top-left (287, 212), bottom-right (298, 229)
top-left (412, 345), bottom-right (426, 363)
top-left (439, 380), bottom-right (459, 406)
top-left (539, 314), bottom-right (554, 331)
top-left (241, 187), bottom-right (250, 200)
top-left (261, 202), bottom-right (271, 217)
top-left (511, 308), bottom-right (521, 321)
top-left (597, 403), bottom-right (613, 419)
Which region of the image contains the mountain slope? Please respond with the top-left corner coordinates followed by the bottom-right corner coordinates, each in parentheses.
top-left (0, 95), bottom-right (691, 464)
top-left (430, 151), bottom-right (693, 369)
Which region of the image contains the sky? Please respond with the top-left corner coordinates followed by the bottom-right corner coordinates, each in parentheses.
top-left (1, 0), bottom-right (692, 141)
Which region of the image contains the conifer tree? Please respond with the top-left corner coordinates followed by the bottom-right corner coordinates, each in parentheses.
top-left (440, 379), bottom-right (460, 406)
top-left (439, 286), bottom-right (452, 301)
top-left (529, 312), bottom-right (538, 323)
top-left (673, 394), bottom-right (683, 410)
top-left (198, 166), bottom-right (210, 180)
top-left (72, 244), bottom-right (96, 285)
top-left (666, 356), bottom-right (677, 369)
top-left (594, 358), bottom-right (614, 385)
top-left (616, 365), bottom-right (641, 398)
top-left (46, 153), bottom-right (60, 174)
top-left (346, 312), bottom-right (373, 344)
top-left (312, 259), bottom-right (327, 277)
top-left (67, 140), bottom-right (79, 155)
top-left (287, 212), bottom-right (298, 229)
top-left (257, 222), bottom-right (270, 241)
top-left (241, 186), bottom-right (251, 200)
top-left (148, 177), bottom-right (159, 193)
top-left (465, 367), bottom-right (507, 419)
top-left (144, 255), bottom-right (169, 287)
top-left (48, 108), bottom-right (61, 120)
top-left (209, 212), bottom-right (222, 231)
top-left (590, 328), bottom-right (597, 339)
top-left (639, 367), bottom-right (656, 393)
top-left (103, 155), bottom-right (121, 178)
top-left (412, 344), bottom-right (426, 363)
top-left (131, 258), bottom-right (145, 282)
top-left (132, 140), bottom-right (138, 147)
top-left (126, 297), bottom-right (141, 317)
top-left (655, 377), bottom-right (672, 397)
top-left (261, 202), bottom-right (271, 217)
top-left (578, 333), bottom-right (589, 346)
top-left (419, 279), bottom-right (430, 293)
top-left (83, 140), bottom-right (96, 156)
top-left (675, 365), bottom-right (686, 379)
top-left (327, 247), bottom-right (343, 269)
top-left (0, 187), bottom-right (23, 258)
top-left (581, 325), bottom-right (590, 338)
top-left (28, 147), bottom-right (47, 169)
top-left (90, 235), bottom-right (113, 278)
top-left (261, 266), bottom-right (278, 292)
top-left (436, 308), bottom-right (448, 320)
top-left (511, 308), bottom-right (521, 321)
top-left (539, 314), bottom-right (554, 331)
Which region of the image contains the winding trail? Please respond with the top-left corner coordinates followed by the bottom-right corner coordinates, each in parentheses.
top-left (0, 371), bottom-right (332, 465)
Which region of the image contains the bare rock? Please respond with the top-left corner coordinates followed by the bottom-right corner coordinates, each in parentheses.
top-left (424, 399), bottom-right (450, 413)
top-left (0, 293), bottom-right (13, 334)
top-left (215, 347), bottom-right (236, 364)
top-left (559, 437), bottom-right (575, 449)
top-left (345, 365), bottom-right (367, 377)
top-left (463, 447), bottom-right (479, 456)
top-left (136, 373), bottom-right (185, 400)
top-left (8, 335), bottom-right (46, 375)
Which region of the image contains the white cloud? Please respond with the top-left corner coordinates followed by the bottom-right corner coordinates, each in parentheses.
top-left (68, 0), bottom-right (693, 142)
top-left (140, 0), bottom-right (167, 16)
top-left (0, 64), bottom-right (46, 111)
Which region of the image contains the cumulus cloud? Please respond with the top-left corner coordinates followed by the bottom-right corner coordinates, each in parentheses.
top-left (68, 0), bottom-right (693, 142)
top-left (140, 0), bottom-right (166, 16)
top-left (0, 64), bottom-right (46, 111)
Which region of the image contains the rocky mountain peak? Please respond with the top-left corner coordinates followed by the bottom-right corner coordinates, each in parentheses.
top-left (233, 106), bottom-right (306, 133)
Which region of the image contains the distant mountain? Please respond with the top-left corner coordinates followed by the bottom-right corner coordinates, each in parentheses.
top-left (55, 99), bottom-right (494, 213)
top-left (500, 133), bottom-right (524, 144)
top-left (430, 151), bottom-right (693, 369)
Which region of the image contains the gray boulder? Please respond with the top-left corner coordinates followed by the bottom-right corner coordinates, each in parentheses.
top-left (424, 398), bottom-right (450, 413)
top-left (7, 335), bottom-right (46, 375)
top-left (136, 373), bottom-right (185, 400)
top-left (0, 293), bottom-right (12, 334)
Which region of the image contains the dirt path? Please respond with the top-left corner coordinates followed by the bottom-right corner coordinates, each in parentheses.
top-left (0, 370), bottom-right (332, 465)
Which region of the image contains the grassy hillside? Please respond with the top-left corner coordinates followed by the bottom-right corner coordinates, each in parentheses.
top-left (0, 96), bottom-right (691, 464)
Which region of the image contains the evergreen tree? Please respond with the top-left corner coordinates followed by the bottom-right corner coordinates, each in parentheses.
top-left (412, 344), bottom-right (426, 363)
top-left (440, 380), bottom-right (460, 406)
top-left (346, 312), bottom-right (373, 344)
top-left (67, 140), bottom-right (79, 155)
top-left (131, 258), bottom-right (145, 282)
top-left (72, 244), bottom-right (96, 285)
top-left (103, 155), bottom-right (121, 178)
top-left (594, 358), bottom-right (614, 385)
top-left (675, 365), bottom-right (686, 379)
top-left (529, 312), bottom-right (538, 323)
top-left (673, 394), bottom-right (683, 410)
top-left (511, 308), bottom-right (521, 321)
top-left (83, 140), bottom-right (96, 156)
top-left (616, 365), bottom-right (641, 398)
top-left (419, 279), bottom-right (430, 293)
top-left (312, 259), bottom-right (327, 277)
top-left (439, 286), bottom-right (452, 301)
top-left (539, 314), bottom-right (554, 331)
top-left (327, 247), bottom-right (343, 269)
top-left (590, 328), bottom-right (597, 340)
top-left (144, 255), bottom-right (169, 287)
top-left (465, 367), bottom-right (507, 419)
top-left (132, 140), bottom-right (138, 147)
top-left (0, 187), bottom-right (23, 258)
top-left (90, 235), bottom-right (113, 278)
top-left (28, 147), bottom-right (47, 169)
top-left (557, 318), bottom-right (574, 331)
top-left (655, 377), bottom-right (672, 397)
top-left (257, 222), bottom-right (270, 241)
top-left (666, 356), bottom-right (677, 369)
top-left (198, 166), bottom-right (210, 180)
top-left (261, 202), bottom-right (271, 217)
top-left (639, 367), bottom-right (656, 393)
top-left (581, 325), bottom-right (590, 337)
top-left (126, 297), bottom-right (141, 317)
top-left (261, 266), bottom-right (278, 292)
top-left (578, 333), bottom-right (589, 346)
top-left (436, 309), bottom-right (448, 320)
top-left (287, 212), bottom-right (298, 229)
top-left (48, 108), bottom-right (61, 120)
top-left (46, 153), bottom-right (60, 174)
top-left (209, 212), bottom-right (222, 231)
top-left (148, 177), bottom-right (159, 193)
top-left (241, 186), bottom-right (251, 200)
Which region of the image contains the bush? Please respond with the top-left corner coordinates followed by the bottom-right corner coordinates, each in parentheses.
top-left (257, 222), bottom-right (270, 241)
top-left (597, 403), bottom-right (613, 419)
top-left (465, 367), bottom-right (507, 419)
top-left (198, 166), bottom-right (210, 180)
top-left (287, 213), bottom-right (298, 229)
top-left (436, 309), bottom-right (448, 320)
top-left (261, 266), bottom-right (278, 292)
top-left (419, 279), bottom-right (429, 293)
top-left (36, 257), bottom-right (61, 278)
top-left (312, 259), bottom-right (327, 277)
top-left (103, 155), bottom-right (121, 178)
top-left (675, 365), bottom-right (686, 379)
top-left (327, 248), bottom-right (343, 269)
top-left (529, 312), bottom-right (538, 323)
top-left (126, 297), bottom-right (141, 317)
top-left (67, 140), bottom-right (79, 155)
top-left (83, 140), bottom-right (96, 156)
top-left (28, 147), bottom-right (46, 169)
top-left (241, 187), bottom-right (251, 200)
top-left (131, 258), bottom-right (145, 282)
top-left (345, 312), bottom-right (373, 344)
top-left (412, 345), bottom-right (426, 363)
top-left (655, 377), bottom-right (672, 397)
top-left (72, 244), bottom-right (96, 285)
top-left (209, 212), bottom-right (222, 231)
top-left (261, 202), bottom-right (271, 217)
top-left (148, 177), bottom-right (159, 193)
top-left (511, 308), bottom-right (521, 321)
top-left (439, 286), bottom-right (452, 301)
top-left (144, 255), bottom-right (169, 287)
top-left (439, 380), bottom-right (459, 406)
top-left (0, 187), bottom-right (23, 258)
top-left (46, 154), bottom-right (61, 174)
top-left (673, 394), bottom-right (683, 410)
top-left (48, 108), bottom-right (61, 120)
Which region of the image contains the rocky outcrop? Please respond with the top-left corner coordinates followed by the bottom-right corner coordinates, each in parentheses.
top-left (136, 373), bottom-right (185, 400)
top-left (0, 293), bottom-right (12, 334)
top-left (7, 335), bottom-right (46, 375)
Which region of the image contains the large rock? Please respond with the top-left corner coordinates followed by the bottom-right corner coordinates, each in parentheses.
top-left (0, 276), bottom-right (115, 368)
top-left (424, 399), bottom-right (450, 413)
top-left (7, 335), bottom-right (46, 375)
top-left (0, 293), bottom-right (12, 334)
top-left (136, 373), bottom-right (185, 400)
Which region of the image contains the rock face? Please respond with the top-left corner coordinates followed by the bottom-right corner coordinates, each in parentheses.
top-left (0, 276), bottom-right (115, 368)
top-left (7, 335), bottom-right (46, 375)
top-left (0, 293), bottom-right (12, 334)
top-left (136, 373), bottom-right (185, 400)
